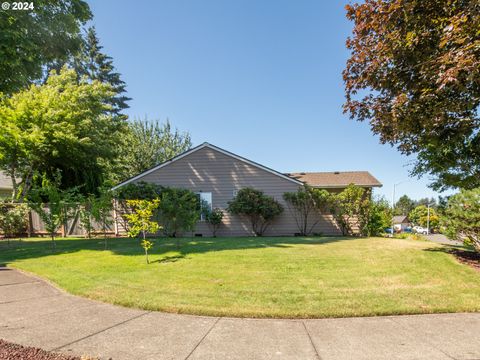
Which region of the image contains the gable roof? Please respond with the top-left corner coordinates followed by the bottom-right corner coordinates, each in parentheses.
top-left (112, 142), bottom-right (304, 190)
top-left (393, 215), bottom-right (409, 224)
top-left (287, 171), bottom-right (382, 188)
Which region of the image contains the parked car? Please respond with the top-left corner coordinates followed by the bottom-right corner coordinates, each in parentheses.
top-left (384, 227), bottom-right (394, 234)
top-left (413, 226), bottom-right (428, 235)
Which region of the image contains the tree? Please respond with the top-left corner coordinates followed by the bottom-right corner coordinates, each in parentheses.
top-left (409, 205), bottom-right (439, 231)
top-left (442, 188), bottom-right (480, 252)
top-left (367, 197), bottom-right (392, 236)
top-left (394, 195), bottom-right (415, 216)
top-left (124, 199), bottom-right (160, 264)
top-left (228, 188), bottom-right (283, 236)
top-left (90, 189), bottom-right (114, 249)
top-left (73, 27), bottom-right (130, 118)
top-left (283, 185), bottom-right (330, 236)
top-left (28, 176), bottom-right (78, 250)
top-left (115, 118), bottom-right (192, 182)
top-left (0, 202), bottom-right (28, 247)
top-left (157, 188), bottom-right (199, 246)
top-left (205, 208), bottom-right (224, 237)
top-left (79, 195), bottom-right (95, 239)
top-left (79, 188), bottom-right (113, 247)
top-left (344, 0), bottom-right (480, 191)
top-left (0, 67), bottom-right (122, 199)
top-left (0, 0), bottom-right (92, 94)
top-left (330, 185), bottom-right (371, 236)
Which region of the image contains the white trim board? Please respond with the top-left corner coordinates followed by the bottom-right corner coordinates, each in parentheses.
top-left (111, 142), bottom-right (304, 190)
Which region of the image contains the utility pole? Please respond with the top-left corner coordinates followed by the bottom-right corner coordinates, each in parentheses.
top-left (391, 180), bottom-right (409, 235)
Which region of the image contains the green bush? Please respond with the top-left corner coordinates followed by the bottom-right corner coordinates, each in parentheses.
top-left (205, 208), bottom-right (224, 237)
top-left (0, 202), bottom-right (29, 244)
top-left (228, 188), bottom-right (283, 236)
top-left (283, 185), bottom-right (330, 236)
top-left (157, 187), bottom-right (199, 240)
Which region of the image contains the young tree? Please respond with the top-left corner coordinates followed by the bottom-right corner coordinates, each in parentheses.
top-left (0, 0), bottom-right (92, 94)
top-left (283, 185), bottom-right (330, 236)
top-left (205, 208), bottom-right (224, 237)
top-left (344, 0), bottom-right (480, 190)
top-left (330, 185), bottom-right (371, 236)
top-left (124, 199), bottom-right (160, 263)
top-left (442, 188), bottom-right (480, 252)
top-left (28, 177), bottom-right (78, 250)
top-left (115, 118), bottom-right (192, 182)
top-left (0, 67), bottom-right (122, 199)
top-left (79, 195), bottom-right (95, 239)
top-left (0, 202), bottom-right (28, 247)
top-left (91, 189), bottom-right (114, 249)
top-left (228, 188), bottom-right (283, 236)
top-left (157, 188), bottom-right (199, 246)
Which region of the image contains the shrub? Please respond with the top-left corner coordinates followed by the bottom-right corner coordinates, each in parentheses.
top-left (205, 208), bottom-right (224, 237)
top-left (367, 197), bottom-right (392, 236)
top-left (329, 184), bottom-right (371, 236)
top-left (283, 185), bottom-right (330, 236)
top-left (157, 187), bottom-right (199, 243)
top-left (115, 181), bottom-right (163, 200)
top-left (0, 202), bottom-right (28, 246)
top-left (227, 188), bottom-right (283, 236)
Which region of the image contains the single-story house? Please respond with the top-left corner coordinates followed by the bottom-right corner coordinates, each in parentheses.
top-left (392, 215), bottom-right (411, 232)
top-left (113, 142), bottom-right (382, 236)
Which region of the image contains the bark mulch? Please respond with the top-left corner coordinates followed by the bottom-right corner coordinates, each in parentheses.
top-left (0, 339), bottom-right (98, 360)
top-left (449, 249), bottom-right (480, 271)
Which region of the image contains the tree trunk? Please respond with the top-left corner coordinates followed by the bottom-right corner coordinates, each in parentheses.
top-left (51, 234), bottom-right (56, 251)
top-left (145, 248), bottom-right (149, 264)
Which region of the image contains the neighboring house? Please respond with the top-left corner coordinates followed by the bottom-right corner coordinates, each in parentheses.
top-left (0, 171), bottom-right (13, 199)
top-left (392, 215), bottom-right (411, 232)
top-left (113, 142), bottom-right (382, 237)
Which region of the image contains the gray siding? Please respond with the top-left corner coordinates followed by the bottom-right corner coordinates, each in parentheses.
top-left (129, 146), bottom-right (341, 236)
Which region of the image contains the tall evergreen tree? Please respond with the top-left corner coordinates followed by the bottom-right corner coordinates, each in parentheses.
top-left (74, 27), bottom-right (131, 118)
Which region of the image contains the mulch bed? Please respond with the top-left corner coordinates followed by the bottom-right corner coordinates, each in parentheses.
top-left (449, 249), bottom-right (480, 271)
top-left (0, 339), bottom-right (92, 360)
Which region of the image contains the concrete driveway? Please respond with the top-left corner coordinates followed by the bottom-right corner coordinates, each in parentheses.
top-left (1, 268), bottom-right (479, 360)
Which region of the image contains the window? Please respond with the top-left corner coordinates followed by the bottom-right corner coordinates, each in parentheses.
top-left (196, 192), bottom-right (212, 221)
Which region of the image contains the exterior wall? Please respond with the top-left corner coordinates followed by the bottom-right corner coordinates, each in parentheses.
top-left (129, 146), bottom-right (342, 237)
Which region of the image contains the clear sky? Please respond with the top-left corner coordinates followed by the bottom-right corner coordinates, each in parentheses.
top-left (87, 0), bottom-right (454, 202)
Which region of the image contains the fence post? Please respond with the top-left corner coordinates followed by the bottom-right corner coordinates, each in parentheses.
top-left (113, 199), bottom-right (119, 236)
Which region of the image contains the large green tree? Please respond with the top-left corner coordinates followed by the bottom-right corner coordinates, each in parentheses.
top-left (0, 0), bottom-right (92, 94)
top-left (394, 195), bottom-right (415, 216)
top-left (344, 0), bottom-right (480, 190)
top-left (115, 118), bottom-right (192, 182)
top-left (0, 67), bottom-right (121, 199)
top-left (73, 27), bottom-right (130, 118)
top-left (442, 188), bottom-right (480, 252)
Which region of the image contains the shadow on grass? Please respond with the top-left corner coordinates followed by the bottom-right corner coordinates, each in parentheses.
top-left (0, 235), bottom-right (357, 266)
top-left (423, 246), bottom-right (480, 271)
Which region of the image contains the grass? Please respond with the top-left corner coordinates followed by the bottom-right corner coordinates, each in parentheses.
top-left (1, 236), bottom-right (479, 318)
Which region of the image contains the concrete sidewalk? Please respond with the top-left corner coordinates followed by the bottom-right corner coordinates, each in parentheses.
top-left (0, 268), bottom-right (479, 360)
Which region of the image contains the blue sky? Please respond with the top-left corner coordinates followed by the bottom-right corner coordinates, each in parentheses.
top-left (88, 0), bottom-right (453, 202)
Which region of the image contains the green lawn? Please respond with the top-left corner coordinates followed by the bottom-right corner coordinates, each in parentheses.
top-left (1, 236), bottom-right (479, 318)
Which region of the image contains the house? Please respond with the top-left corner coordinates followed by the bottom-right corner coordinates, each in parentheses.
top-left (392, 215), bottom-right (411, 232)
top-left (0, 171), bottom-right (12, 199)
top-left (113, 142), bottom-right (382, 236)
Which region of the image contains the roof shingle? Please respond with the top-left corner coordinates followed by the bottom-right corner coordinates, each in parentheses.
top-left (286, 171), bottom-right (382, 188)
